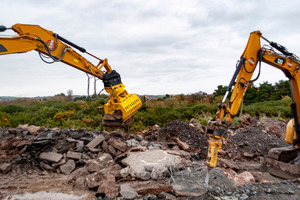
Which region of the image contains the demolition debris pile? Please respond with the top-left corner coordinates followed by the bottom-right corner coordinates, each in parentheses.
top-left (0, 117), bottom-right (300, 199)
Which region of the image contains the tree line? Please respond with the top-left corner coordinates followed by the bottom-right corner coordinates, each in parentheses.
top-left (214, 80), bottom-right (291, 104)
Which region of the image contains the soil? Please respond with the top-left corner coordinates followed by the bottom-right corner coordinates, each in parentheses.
top-left (0, 171), bottom-right (95, 200)
top-left (222, 124), bottom-right (289, 160)
top-left (156, 120), bottom-right (209, 158)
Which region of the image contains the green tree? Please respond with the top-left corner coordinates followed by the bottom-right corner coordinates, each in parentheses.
top-left (273, 80), bottom-right (290, 100)
top-left (214, 85), bottom-right (228, 96)
top-left (244, 85), bottom-right (259, 104)
top-left (257, 81), bottom-right (275, 101)
top-left (55, 93), bottom-right (65, 96)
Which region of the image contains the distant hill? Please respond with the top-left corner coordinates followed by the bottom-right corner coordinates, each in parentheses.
top-left (0, 96), bottom-right (17, 101)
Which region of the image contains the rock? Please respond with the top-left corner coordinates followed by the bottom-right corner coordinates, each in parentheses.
top-left (97, 174), bottom-right (117, 198)
top-left (108, 164), bottom-right (122, 178)
top-left (259, 157), bottom-right (300, 179)
top-left (251, 172), bottom-right (282, 183)
top-left (76, 140), bottom-right (84, 151)
top-left (233, 171), bottom-right (255, 186)
top-left (174, 137), bottom-right (190, 150)
top-left (18, 124), bottom-right (40, 135)
top-left (68, 167), bottom-right (90, 190)
top-left (120, 184), bottom-right (138, 199)
top-left (66, 151), bottom-right (82, 160)
top-left (189, 118), bottom-right (205, 133)
top-left (120, 167), bottom-right (130, 178)
top-left (107, 145), bottom-right (116, 156)
top-left (243, 152), bottom-right (255, 158)
top-left (128, 180), bottom-right (171, 196)
top-left (85, 172), bottom-right (104, 189)
top-left (52, 158), bottom-right (66, 168)
top-left (267, 146), bottom-right (298, 163)
top-left (172, 183), bottom-right (207, 197)
top-left (85, 153), bottom-right (113, 173)
top-left (101, 140), bottom-right (109, 153)
top-left (39, 152), bottom-right (63, 163)
top-left (86, 134), bottom-right (105, 149)
top-left (0, 163), bottom-right (12, 173)
top-left (108, 138), bottom-right (127, 152)
top-left (223, 168), bottom-right (237, 180)
top-left (218, 158), bottom-right (239, 170)
top-left (126, 139), bottom-right (140, 147)
top-left (260, 118), bottom-right (287, 139)
top-left (110, 129), bottom-right (125, 137)
top-left (121, 150), bottom-right (190, 179)
top-left (60, 159), bottom-right (76, 175)
top-left (40, 161), bottom-right (54, 171)
top-left (135, 135), bottom-right (144, 141)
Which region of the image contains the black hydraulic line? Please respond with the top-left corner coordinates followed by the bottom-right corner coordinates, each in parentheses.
top-left (54, 33), bottom-right (86, 53)
top-left (228, 57), bottom-right (245, 92)
top-left (270, 42), bottom-right (293, 57)
top-left (222, 57), bottom-right (245, 103)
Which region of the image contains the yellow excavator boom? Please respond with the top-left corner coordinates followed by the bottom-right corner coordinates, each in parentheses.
top-left (206, 30), bottom-right (300, 167)
top-left (0, 23), bottom-right (142, 126)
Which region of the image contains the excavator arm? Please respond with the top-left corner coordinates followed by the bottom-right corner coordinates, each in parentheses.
top-left (0, 23), bottom-right (142, 127)
top-left (206, 30), bottom-right (300, 168)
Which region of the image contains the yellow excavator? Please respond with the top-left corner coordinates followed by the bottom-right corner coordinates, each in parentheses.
top-left (206, 30), bottom-right (300, 168)
top-left (0, 23), bottom-right (142, 127)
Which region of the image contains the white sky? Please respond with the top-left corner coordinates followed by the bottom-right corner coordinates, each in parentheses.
top-left (1, 0), bottom-right (300, 97)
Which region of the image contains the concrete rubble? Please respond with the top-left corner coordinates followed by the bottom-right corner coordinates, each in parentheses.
top-left (0, 117), bottom-right (300, 199)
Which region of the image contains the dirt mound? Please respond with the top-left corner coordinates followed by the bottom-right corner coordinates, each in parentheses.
top-left (156, 120), bottom-right (209, 158)
top-left (222, 124), bottom-right (289, 159)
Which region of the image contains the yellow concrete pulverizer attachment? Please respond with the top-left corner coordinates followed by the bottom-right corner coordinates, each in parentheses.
top-left (101, 70), bottom-right (142, 127)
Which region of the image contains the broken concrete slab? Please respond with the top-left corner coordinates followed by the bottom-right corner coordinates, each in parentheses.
top-left (124, 180), bottom-right (171, 196)
top-left (39, 152), bottom-right (63, 163)
top-left (108, 145), bottom-right (117, 156)
top-left (18, 124), bottom-right (41, 135)
top-left (233, 171), bottom-right (255, 186)
top-left (84, 153), bottom-right (113, 173)
top-left (86, 134), bottom-right (105, 149)
top-left (120, 167), bottom-right (130, 178)
top-left (259, 157), bottom-right (300, 179)
top-left (120, 184), bottom-right (138, 199)
top-left (85, 172), bottom-right (105, 189)
top-left (108, 138), bottom-right (127, 152)
top-left (68, 167), bottom-right (90, 190)
top-left (267, 146), bottom-right (298, 163)
top-left (66, 151), bottom-right (82, 160)
top-left (251, 172), bottom-right (283, 183)
top-left (0, 163), bottom-right (12, 174)
top-left (60, 159), bottom-right (76, 175)
top-left (97, 174), bottom-right (117, 198)
top-left (121, 149), bottom-right (190, 179)
top-left (218, 158), bottom-right (239, 170)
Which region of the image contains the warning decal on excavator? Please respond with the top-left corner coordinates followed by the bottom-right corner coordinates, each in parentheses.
top-left (248, 57), bottom-right (255, 66)
top-left (46, 40), bottom-right (56, 51)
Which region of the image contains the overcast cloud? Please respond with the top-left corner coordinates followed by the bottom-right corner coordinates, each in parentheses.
top-left (1, 0), bottom-right (300, 97)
